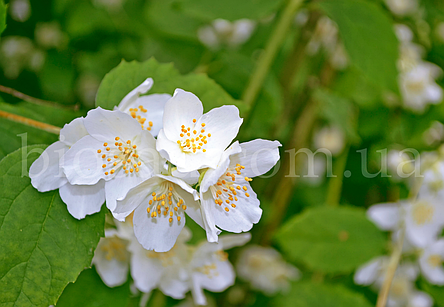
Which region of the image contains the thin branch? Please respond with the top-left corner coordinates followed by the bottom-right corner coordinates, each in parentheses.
top-left (0, 110), bottom-right (61, 135)
top-left (242, 0), bottom-right (304, 108)
top-left (325, 146), bottom-right (350, 206)
top-left (375, 226), bottom-right (405, 307)
top-left (0, 85), bottom-right (78, 110)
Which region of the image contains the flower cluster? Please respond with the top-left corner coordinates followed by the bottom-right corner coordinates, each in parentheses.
top-left (354, 149), bottom-right (444, 307)
top-left (93, 217), bottom-right (251, 305)
top-left (30, 78), bottom-right (281, 254)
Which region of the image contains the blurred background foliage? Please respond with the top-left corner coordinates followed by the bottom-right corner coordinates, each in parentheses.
top-left (2, 0), bottom-right (444, 306)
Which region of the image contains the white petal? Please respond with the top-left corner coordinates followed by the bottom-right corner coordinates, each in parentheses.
top-left (59, 180), bottom-right (105, 219)
top-left (62, 135), bottom-right (107, 185)
top-left (172, 169), bottom-right (200, 186)
top-left (159, 277), bottom-right (189, 300)
top-left (213, 183), bottom-right (262, 233)
top-left (197, 105), bottom-right (243, 154)
top-left (409, 291), bottom-right (434, 307)
top-left (130, 244), bottom-right (164, 293)
top-left (191, 275), bottom-right (207, 306)
top-left (200, 142), bottom-right (242, 193)
top-left (367, 203), bottom-right (400, 231)
top-left (105, 175), bottom-right (146, 217)
top-left (425, 83), bottom-right (443, 103)
top-left (231, 139), bottom-right (281, 178)
top-left (219, 233), bottom-right (251, 250)
top-left (162, 89), bottom-right (203, 141)
top-left (136, 130), bottom-right (164, 175)
top-left (194, 259), bottom-right (235, 292)
top-left (419, 240), bottom-right (444, 285)
top-left (353, 257), bottom-right (384, 285)
top-left (133, 196), bottom-right (186, 252)
top-left (135, 94), bottom-right (171, 137)
top-left (30, 141), bottom-right (68, 192)
top-left (83, 107), bottom-right (142, 142)
top-left (60, 117), bottom-right (88, 147)
top-left (117, 78), bottom-right (153, 111)
top-left (200, 191), bottom-right (222, 242)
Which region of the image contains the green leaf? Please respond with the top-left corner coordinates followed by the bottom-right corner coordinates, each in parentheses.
top-left (0, 0), bottom-right (6, 35)
top-left (0, 145), bottom-right (105, 307)
top-left (314, 88), bottom-right (360, 144)
top-left (179, 0), bottom-right (284, 21)
top-left (420, 278), bottom-right (444, 307)
top-left (96, 58), bottom-right (247, 114)
top-left (56, 268), bottom-right (130, 307)
top-left (0, 101), bottom-right (82, 160)
top-left (318, 0), bottom-right (399, 93)
top-left (275, 206), bottom-right (386, 274)
top-left (275, 281), bottom-right (373, 307)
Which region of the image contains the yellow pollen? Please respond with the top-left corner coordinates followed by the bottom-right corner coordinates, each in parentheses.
top-left (152, 192), bottom-right (156, 196)
top-left (105, 172), bottom-right (109, 175)
top-left (97, 149), bottom-right (101, 153)
top-left (147, 207), bottom-right (151, 213)
top-left (103, 143), bottom-right (107, 146)
top-left (208, 133), bottom-right (211, 137)
top-left (125, 170), bottom-right (129, 174)
top-left (107, 158), bottom-right (111, 162)
top-left (193, 119), bottom-right (196, 123)
top-left (203, 149), bottom-right (206, 152)
top-left (135, 168), bottom-right (139, 172)
top-left (231, 204), bottom-right (236, 208)
top-left (113, 162), bottom-right (117, 166)
top-left (102, 154), bottom-right (106, 158)
top-left (149, 200), bottom-right (153, 205)
top-left (177, 216), bottom-right (181, 221)
top-left (153, 211), bottom-right (157, 217)
top-left (102, 164), bottom-right (106, 168)
top-left (245, 193), bottom-right (250, 197)
top-left (133, 145), bottom-right (137, 149)
top-left (127, 140), bottom-right (131, 144)
top-left (130, 169), bottom-right (134, 173)
top-left (201, 123), bottom-right (205, 127)
top-left (149, 121), bottom-right (153, 127)
top-left (182, 205), bottom-right (187, 210)
top-left (243, 186), bottom-right (247, 191)
top-left (111, 170), bottom-right (115, 174)
top-left (106, 147), bottom-right (110, 151)
top-left (169, 218), bottom-right (173, 223)
top-left (225, 207), bottom-right (229, 212)
top-left (138, 162), bottom-right (141, 166)
top-left (115, 137), bottom-right (120, 141)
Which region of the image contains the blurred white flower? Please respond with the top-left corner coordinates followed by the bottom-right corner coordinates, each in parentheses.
top-left (419, 239), bottom-right (444, 285)
top-left (436, 22), bottom-right (444, 43)
top-left (306, 16), bottom-right (348, 70)
top-left (199, 140), bottom-right (281, 242)
top-left (77, 74), bottom-right (101, 107)
top-left (92, 227), bottom-right (130, 287)
top-left (313, 125), bottom-right (345, 156)
top-left (385, 0), bottom-right (418, 17)
top-left (116, 78), bottom-right (171, 137)
top-left (354, 257), bottom-right (432, 307)
top-left (367, 196), bottom-right (444, 248)
top-left (35, 22), bottom-right (68, 50)
top-left (9, 0), bottom-right (31, 22)
top-left (423, 121), bottom-right (444, 146)
top-left (236, 245), bottom-right (300, 295)
top-left (198, 19), bottom-right (256, 50)
top-left (399, 62), bottom-right (443, 113)
top-left (387, 149), bottom-right (415, 181)
top-left (0, 36), bottom-right (45, 79)
top-left (419, 159), bottom-right (444, 198)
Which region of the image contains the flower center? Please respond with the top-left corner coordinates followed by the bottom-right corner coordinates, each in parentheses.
top-left (406, 79), bottom-right (426, 93)
top-left (176, 119), bottom-right (211, 153)
top-left (97, 137), bottom-right (142, 176)
top-left (209, 163), bottom-right (252, 213)
top-left (428, 254), bottom-right (442, 267)
top-left (197, 263), bottom-right (219, 278)
top-left (128, 106), bottom-right (154, 131)
top-left (101, 236), bottom-right (128, 262)
top-left (412, 201), bottom-right (434, 225)
top-left (146, 182), bottom-right (186, 223)
top-left (146, 244), bottom-right (179, 267)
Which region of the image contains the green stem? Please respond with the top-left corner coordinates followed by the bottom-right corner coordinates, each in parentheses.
top-left (325, 146), bottom-right (349, 206)
top-left (242, 0), bottom-right (304, 107)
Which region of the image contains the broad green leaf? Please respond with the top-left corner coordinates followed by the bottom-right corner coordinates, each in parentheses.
top-left (275, 281), bottom-right (373, 307)
top-left (144, 0), bottom-right (201, 40)
top-left (318, 0), bottom-right (399, 93)
top-left (275, 207), bottom-right (386, 274)
top-left (96, 58), bottom-right (247, 114)
top-left (0, 145), bottom-right (104, 307)
top-left (179, 0), bottom-right (284, 21)
top-left (0, 101), bottom-right (82, 160)
top-left (56, 268), bottom-right (130, 307)
top-left (0, 0), bottom-right (6, 35)
top-left (314, 88), bottom-right (360, 144)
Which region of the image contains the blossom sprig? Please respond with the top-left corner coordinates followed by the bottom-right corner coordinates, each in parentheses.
top-left (30, 77), bottom-right (281, 254)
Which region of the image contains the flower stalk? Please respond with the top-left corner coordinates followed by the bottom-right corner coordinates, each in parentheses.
top-left (0, 110), bottom-right (61, 135)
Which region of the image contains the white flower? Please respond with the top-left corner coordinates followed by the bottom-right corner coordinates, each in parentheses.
top-left (34, 22), bottom-right (67, 50)
top-left (200, 140), bottom-right (281, 242)
top-left (423, 121), bottom-right (444, 146)
top-left (419, 160), bottom-right (444, 198)
top-left (116, 78), bottom-right (171, 137)
top-left (30, 118), bottom-right (106, 219)
top-left (114, 174), bottom-right (203, 252)
top-left (156, 89), bottom-right (243, 173)
top-left (9, 0), bottom-right (31, 22)
top-left (419, 239), bottom-right (444, 285)
top-left (313, 125), bottom-right (345, 156)
top-left (129, 227), bottom-right (250, 305)
top-left (62, 107), bottom-right (163, 220)
top-left (354, 257), bottom-right (432, 307)
top-left (236, 245), bottom-right (300, 295)
top-left (188, 233), bottom-right (251, 305)
top-left (197, 19), bottom-right (255, 50)
top-left (387, 149), bottom-right (415, 181)
top-left (399, 62), bottom-right (443, 113)
top-left (92, 227), bottom-right (130, 287)
top-left (385, 0), bottom-right (418, 16)
top-left (367, 197), bottom-right (444, 248)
